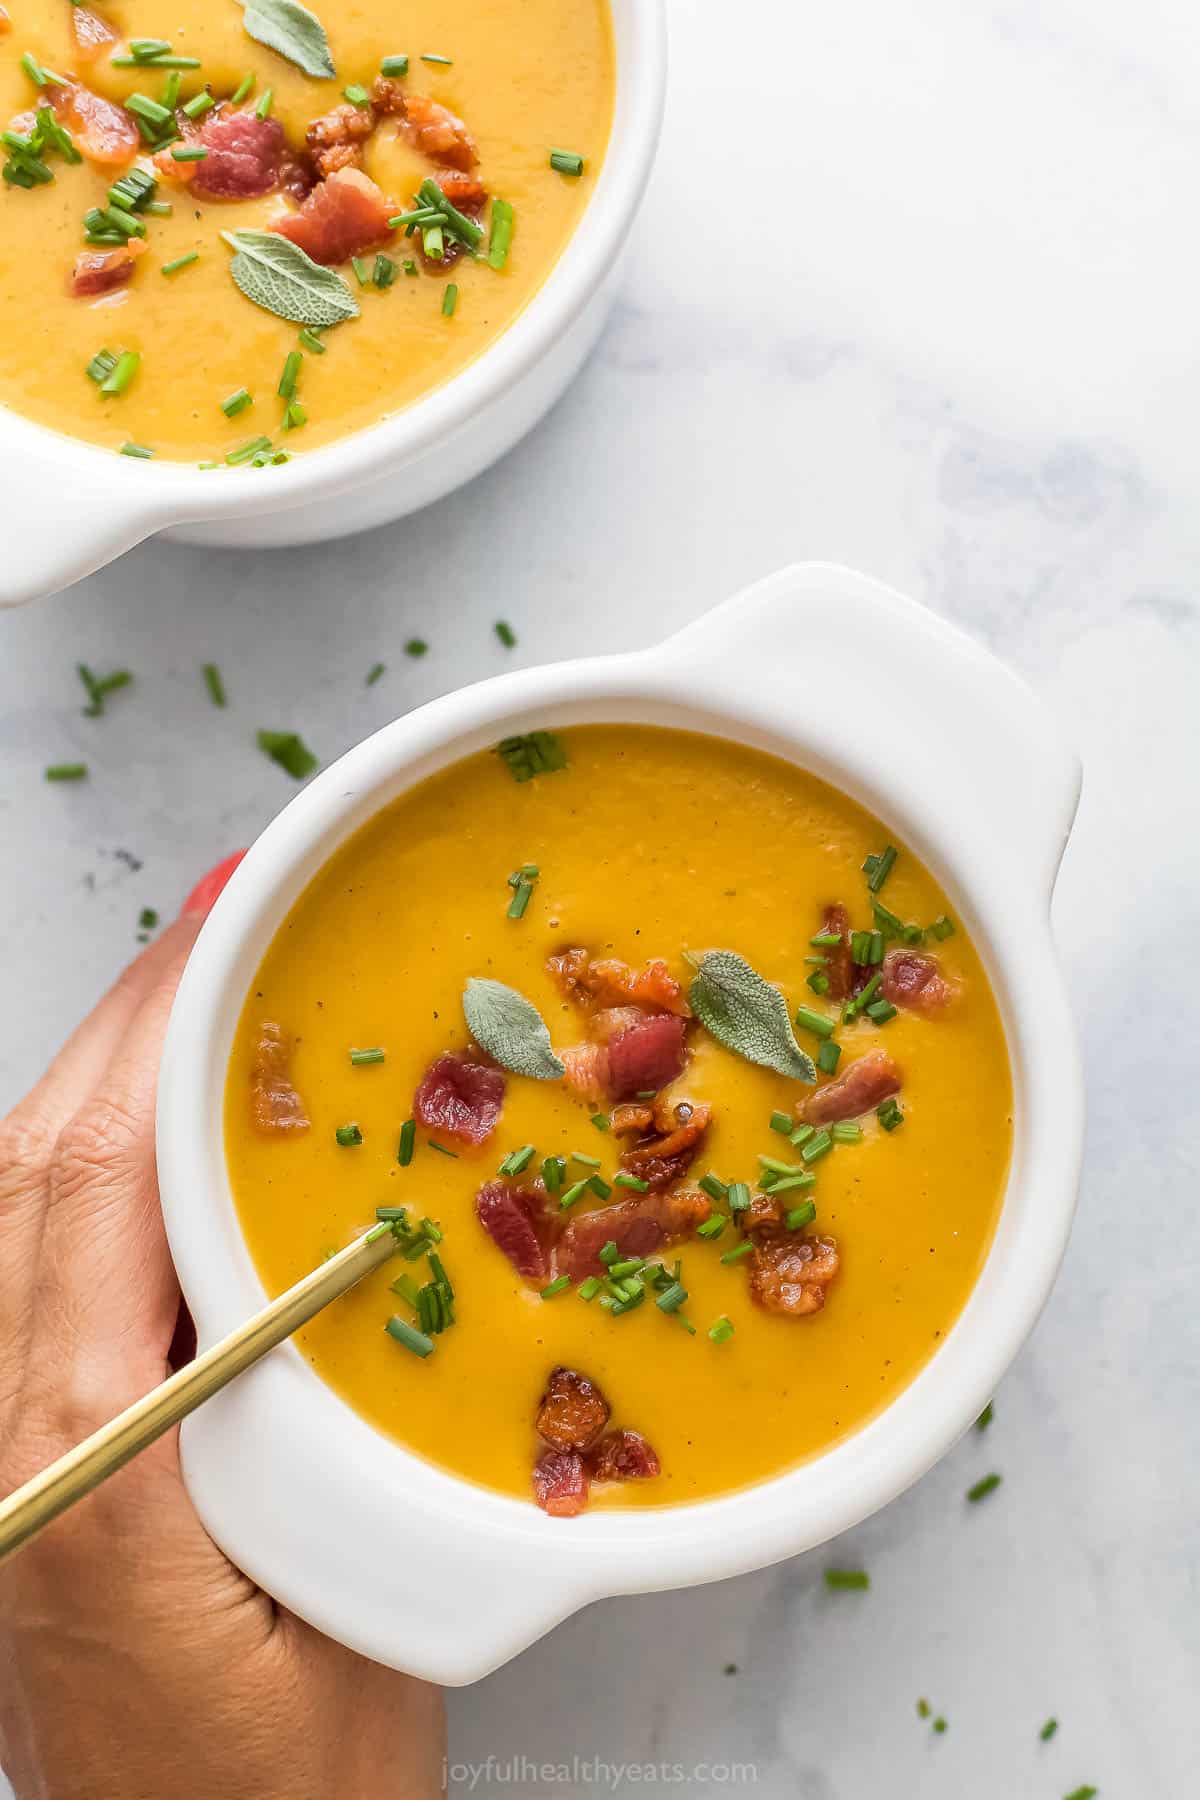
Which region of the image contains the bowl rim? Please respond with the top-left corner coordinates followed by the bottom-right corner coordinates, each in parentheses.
top-left (0, 0), bottom-right (666, 524)
top-left (156, 562), bottom-right (1085, 1683)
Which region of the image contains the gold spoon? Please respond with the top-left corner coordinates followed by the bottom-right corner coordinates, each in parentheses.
top-left (0, 1223), bottom-right (401, 1567)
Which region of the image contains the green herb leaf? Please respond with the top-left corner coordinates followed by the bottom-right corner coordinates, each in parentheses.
top-left (236, 0), bottom-right (335, 79)
top-left (462, 977), bottom-right (565, 1080)
top-left (687, 949), bottom-right (816, 1083)
top-left (257, 728), bottom-right (318, 779)
top-left (222, 229), bottom-right (358, 328)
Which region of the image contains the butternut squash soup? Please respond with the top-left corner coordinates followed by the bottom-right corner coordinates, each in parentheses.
top-left (225, 726), bottom-right (1012, 1512)
top-left (0, 0), bottom-right (613, 461)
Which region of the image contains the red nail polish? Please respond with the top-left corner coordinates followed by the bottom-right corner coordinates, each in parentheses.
top-left (181, 850), bottom-right (247, 919)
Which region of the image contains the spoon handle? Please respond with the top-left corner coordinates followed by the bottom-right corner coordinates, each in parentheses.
top-left (0, 1225), bottom-right (398, 1566)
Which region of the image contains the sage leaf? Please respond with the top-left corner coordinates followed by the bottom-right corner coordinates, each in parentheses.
top-left (463, 978), bottom-right (565, 1081)
top-left (222, 230), bottom-right (359, 328)
top-left (687, 950), bottom-right (816, 1083)
top-left (236, 0), bottom-right (335, 79)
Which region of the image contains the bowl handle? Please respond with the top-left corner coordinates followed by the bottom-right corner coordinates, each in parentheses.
top-left (663, 562), bottom-right (1082, 901)
top-left (0, 448), bottom-right (171, 606)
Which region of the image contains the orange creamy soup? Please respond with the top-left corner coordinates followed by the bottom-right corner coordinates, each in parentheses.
top-left (225, 726), bottom-right (1012, 1513)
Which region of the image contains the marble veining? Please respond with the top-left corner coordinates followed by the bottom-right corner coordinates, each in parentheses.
top-left (1, 0), bottom-right (1197, 1793)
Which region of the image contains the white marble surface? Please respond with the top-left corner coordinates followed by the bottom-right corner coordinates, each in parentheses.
top-left (2, 1), bottom-right (1197, 1794)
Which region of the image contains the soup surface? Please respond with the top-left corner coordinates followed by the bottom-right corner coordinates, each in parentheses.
top-left (225, 726), bottom-right (1012, 1512)
top-left (0, 0), bottom-right (612, 460)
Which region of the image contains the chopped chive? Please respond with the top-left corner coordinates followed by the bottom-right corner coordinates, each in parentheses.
top-left (590, 1112), bottom-right (609, 1133)
top-left (790, 1122), bottom-right (814, 1147)
top-left (334, 1123), bottom-right (362, 1146)
top-left (160, 71), bottom-right (182, 111)
top-left (397, 1118), bottom-right (416, 1165)
top-left (795, 1004), bottom-right (835, 1040)
top-left (976, 1401), bottom-right (994, 1430)
top-left (613, 1172), bottom-right (649, 1192)
top-left (558, 1176), bottom-right (591, 1210)
top-left (816, 1038), bottom-right (841, 1075)
top-left (201, 663), bottom-right (227, 707)
top-left (182, 91), bottom-right (215, 120)
top-left (138, 907), bottom-right (159, 931)
top-left (20, 52), bottom-right (48, 86)
top-left (441, 281), bottom-right (458, 317)
top-left (427, 1140), bottom-right (457, 1158)
top-left (171, 145), bottom-right (208, 166)
top-left (824, 1569), bottom-right (870, 1591)
top-left (698, 1173), bottom-right (728, 1204)
top-left (226, 434), bottom-right (272, 466)
top-left (85, 348), bottom-right (119, 385)
top-left (488, 196), bottom-right (514, 270)
top-left (1063, 1790), bottom-right (1097, 1800)
top-left (540, 1274), bottom-right (571, 1299)
top-left (598, 1240), bottom-right (620, 1266)
top-left (696, 1214), bottom-right (726, 1240)
top-left (708, 1316), bottom-right (734, 1344)
top-left (785, 1201), bottom-right (817, 1230)
top-left (44, 763), bottom-right (87, 782)
top-left (221, 387), bottom-right (253, 418)
top-left (375, 1206), bottom-right (408, 1223)
top-left (635, 1090), bottom-right (658, 1101)
top-left (767, 1172), bottom-right (815, 1196)
top-left (405, 637), bottom-right (429, 658)
top-left (496, 730), bottom-right (568, 782)
top-left (255, 87), bottom-right (274, 119)
top-left (726, 1181), bottom-right (751, 1213)
top-left (120, 442), bottom-right (154, 459)
top-left (498, 1143), bottom-right (535, 1178)
top-left (932, 1717), bottom-right (948, 1735)
top-left (758, 1155), bottom-right (803, 1177)
top-left (806, 969), bottom-right (831, 996)
top-left (295, 331), bottom-right (326, 361)
top-left (655, 1281), bottom-right (687, 1314)
top-left (351, 254), bottom-right (370, 286)
top-left (578, 1275), bottom-right (602, 1301)
top-left (570, 1151), bottom-right (600, 1168)
top-left (349, 1047), bottom-right (385, 1066)
top-left (831, 1120), bottom-right (862, 1144)
top-left (810, 930), bottom-right (842, 947)
top-left (800, 1129), bottom-right (832, 1164)
top-left (720, 1241), bottom-right (753, 1266)
top-left (277, 350), bottom-right (302, 399)
top-left (917, 1699), bottom-right (931, 1719)
top-left (769, 1110), bottom-right (794, 1136)
top-left (506, 878), bottom-right (533, 920)
top-left (865, 998), bottom-right (898, 1025)
top-left (99, 350), bottom-right (140, 397)
top-left (256, 728), bottom-right (318, 779)
top-left (373, 252), bottom-right (397, 288)
top-left (282, 400), bottom-right (306, 431)
top-left (386, 1315), bottom-right (435, 1357)
top-left (541, 1155), bottom-right (564, 1194)
top-left (421, 52), bottom-right (453, 64)
top-left (494, 619), bottom-right (516, 648)
top-left (966, 1472), bottom-right (1002, 1504)
top-left (365, 661), bottom-right (386, 686)
top-left (232, 72), bottom-right (255, 103)
top-left (929, 914), bottom-right (956, 941)
top-left (380, 53), bottom-right (409, 76)
top-left (877, 1097), bottom-right (904, 1132)
top-left (609, 1258), bottom-right (644, 1280)
top-left (390, 1272), bottom-right (420, 1306)
top-left (422, 223), bottom-right (444, 261)
top-left (549, 148), bottom-right (584, 176)
top-left (853, 971), bottom-right (883, 1014)
top-left (160, 250), bottom-right (198, 275)
top-left (863, 845), bottom-right (898, 894)
top-left (343, 83), bottom-right (371, 105)
top-left (1039, 1718), bottom-right (1058, 1742)
top-left (587, 1176), bottom-right (611, 1200)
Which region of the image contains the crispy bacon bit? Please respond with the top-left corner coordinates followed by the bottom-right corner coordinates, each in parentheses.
top-left (881, 948), bottom-right (957, 1016)
top-left (401, 92), bottom-right (478, 170)
top-left (305, 99), bottom-right (375, 179)
top-left (533, 1447), bottom-right (589, 1517)
top-left (370, 75), bottom-right (407, 118)
top-left (432, 167), bottom-right (487, 211)
top-left (158, 109), bottom-right (285, 198)
top-left (250, 1022), bottom-right (309, 1136)
top-left (475, 1180), bottom-right (556, 1282)
top-left (69, 5), bottom-right (118, 60)
top-left (819, 902), bottom-right (856, 1002)
top-left (49, 81), bottom-right (138, 166)
top-left (607, 1013), bottom-right (687, 1102)
top-left (749, 1231), bottom-right (840, 1317)
top-left (556, 1188), bottom-right (712, 1280)
top-left (802, 1048), bottom-right (901, 1125)
top-left (273, 166), bottom-right (392, 265)
top-left (68, 239), bottom-right (145, 297)
top-left (611, 1102), bottom-right (654, 1135)
top-left (536, 1366), bottom-right (610, 1452)
top-left (620, 1100), bottom-right (711, 1190)
top-left (547, 949), bottom-right (690, 1018)
top-left (744, 1191), bottom-right (784, 1229)
top-left (589, 1430), bottom-right (661, 1483)
top-left (415, 1051), bottom-right (505, 1146)
top-left (560, 1041), bottom-right (610, 1105)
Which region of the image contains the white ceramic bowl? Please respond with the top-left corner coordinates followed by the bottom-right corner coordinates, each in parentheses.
top-left (0, 0), bottom-right (666, 607)
top-left (156, 562), bottom-right (1084, 1686)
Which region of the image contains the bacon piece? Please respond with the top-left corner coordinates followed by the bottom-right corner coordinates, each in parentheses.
top-left (273, 167), bottom-right (392, 265)
top-left (555, 1189), bottom-right (711, 1280)
top-left (401, 92), bottom-right (478, 170)
top-left (607, 1013), bottom-right (687, 1101)
top-left (49, 81), bottom-right (138, 166)
top-left (802, 1048), bottom-right (901, 1125)
top-left (560, 1041), bottom-right (610, 1105)
top-left (68, 239), bottom-right (145, 297)
top-left (370, 75), bottom-right (407, 118)
top-left (744, 1191), bottom-right (784, 1229)
top-left (305, 99), bottom-right (375, 179)
top-left (475, 1180), bottom-right (557, 1282)
top-left (250, 1022), bottom-right (309, 1136)
top-left (157, 109), bottom-right (285, 198)
top-left (70, 5), bottom-right (118, 61)
top-left (533, 1447), bottom-right (589, 1517)
top-left (589, 1430), bottom-right (660, 1483)
top-left (536, 1366), bottom-right (610, 1452)
top-left (620, 1100), bottom-right (711, 1190)
top-left (749, 1231), bottom-right (840, 1317)
top-left (881, 948), bottom-right (957, 1016)
top-left (415, 1051), bottom-right (505, 1147)
top-left (547, 948), bottom-right (689, 1017)
top-left (611, 1102), bottom-right (654, 1135)
top-left (432, 168), bottom-right (487, 211)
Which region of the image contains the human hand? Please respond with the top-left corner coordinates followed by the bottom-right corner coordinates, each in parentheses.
top-left (0, 856), bottom-right (445, 1800)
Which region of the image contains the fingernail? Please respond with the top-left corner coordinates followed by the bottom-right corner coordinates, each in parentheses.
top-left (181, 851), bottom-right (247, 919)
